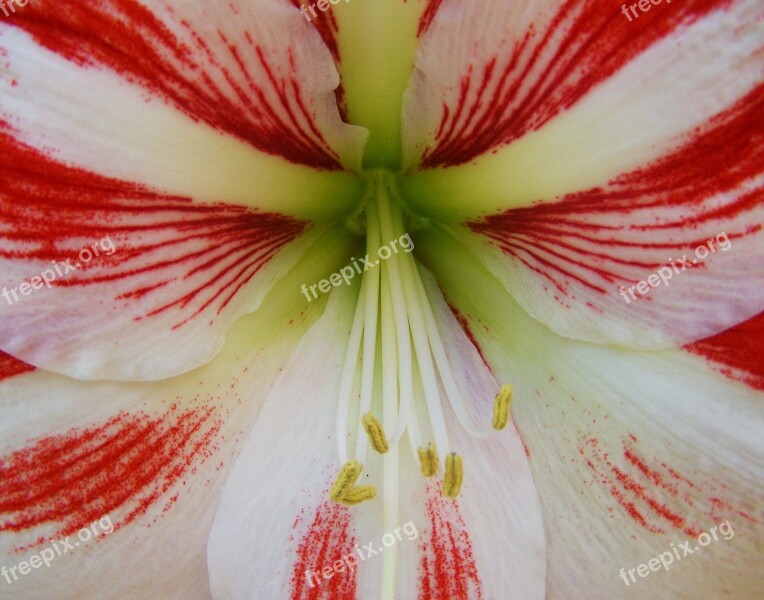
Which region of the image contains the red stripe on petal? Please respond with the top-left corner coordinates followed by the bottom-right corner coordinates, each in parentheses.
top-left (0, 351), bottom-right (35, 381)
top-left (447, 304), bottom-right (489, 368)
top-left (419, 482), bottom-right (482, 600)
top-left (0, 132), bottom-right (306, 329)
top-left (0, 404), bottom-right (221, 550)
top-left (422, 0), bottom-right (734, 167)
top-left (470, 86), bottom-right (764, 297)
top-left (290, 499), bottom-right (357, 600)
top-left (7, 0), bottom-right (342, 169)
top-left (418, 0), bottom-right (446, 37)
top-left (287, 0), bottom-right (341, 61)
top-left (684, 311), bottom-right (764, 392)
top-left (285, 0), bottom-right (350, 120)
top-left (580, 434), bottom-right (761, 536)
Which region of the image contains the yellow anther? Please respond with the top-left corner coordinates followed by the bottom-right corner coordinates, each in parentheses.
top-left (442, 453), bottom-right (464, 499)
top-left (329, 460), bottom-right (362, 499)
top-left (362, 412), bottom-right (389, 454)
top-left (418, 442), bottom-right (439, 477)
top-left (339, 487), bottom-right (377, 506)
top-left (493, 383), bottom-right (514, 431)
top-left (329, 460), bottom-right (377, 506)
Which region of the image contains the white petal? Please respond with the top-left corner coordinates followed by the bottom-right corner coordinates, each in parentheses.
top-left (0, 264), bottom-right (327, 600)
top-left (208, 284), bottom-right (360, 600)
top-left (0, 0), bottom-right (370, 380)
top-left (418, 178), bottom-right (764, 347)
top-left (420, 232), bottom-right (764, 599)
top-left (399, 0), bottom-right (764, 349)
top-left (401, 0), bottom-right (762, 215)
top-left (208, 272), bottom-right (546, 599)
top-left (0, 201), bottom-right (357, 380)
top-left (407, 267), bottom-right (546, 600)
top-left (0, 0), bottom-right (367, 183)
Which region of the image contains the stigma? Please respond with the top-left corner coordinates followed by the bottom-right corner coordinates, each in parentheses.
top-left (330, 171), bottom-right (514, 506)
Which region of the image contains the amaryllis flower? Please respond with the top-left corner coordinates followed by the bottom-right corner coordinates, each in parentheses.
top-left (0, 0), bottom-right (762, 598)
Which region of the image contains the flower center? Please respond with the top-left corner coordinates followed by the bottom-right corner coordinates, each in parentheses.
top-left (330, 171), bottom-right (513, 506)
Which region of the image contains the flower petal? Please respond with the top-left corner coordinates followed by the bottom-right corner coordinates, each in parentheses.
top-left (208, 279), bottom-right (545, 599)
top-left (413, 266), bottom-right (546, 600)
top-left (1, 0), bottom-right (367, 175)
top-left (0, 5), bottom-right (363, 223)
top-left (684, 311), bottom-right (764, 392)
top-left (0, 262), bottom-right (330, 599)
top-left (400, 0), bottom-right (764, 348)
top-left (419, 231), bottom-right (764, 599)
top-left (401, 0), bottom-right (762, 215)
top-left (0, 144), bottom-right (358, 381)
top-left (208, 285), bottom-right (362, 600)
top-left (0, 351), bottom-right (35, 381)
top-left (400, 0), bottom-right (764, 349)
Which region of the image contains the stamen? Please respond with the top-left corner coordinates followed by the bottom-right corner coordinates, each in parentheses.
top-left (362, 412), bottom-right (389, 454)
top-left (492, 384), bottom-right (513, 431)
top-left (442, 453), bottom-right (464, 499)
top-left (418, 442), bottom-right (439, 477)
top-left (336, 172), bottom-right (512, 518)
top-left (341, 487), bottom-right (378, 505)
top-left (410, 261), bottom-right (497, 439)
top-left (374, 179), bottom-right (413, 448)
top-left (335, 279), bottom-right (366, 465)
top-left (329, 460), bottom-right (377, 506)
top-left (388, 202), bottom-right (452, 458)
top-left (380, 265), bottom-right (401, 600)
top-left (355, 195), bottom-right (381, 465)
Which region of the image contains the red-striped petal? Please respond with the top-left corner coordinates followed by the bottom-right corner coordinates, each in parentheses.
top-left (403, 0), bottom-right (748, 169)
top-left (685, 311), bottom-right (764, 392)
top-left (463, 87), bottom-right (764, 347)
top-left (0, 133), bottom-right (312, 380)
top-left (4, 0), bottom-right (363, 170)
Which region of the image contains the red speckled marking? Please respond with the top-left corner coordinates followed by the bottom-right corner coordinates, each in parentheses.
top-left (290, 500), bottom-right (356, 600)
top-left (6, 0), bottom-right (342, 170)
top-left (422, 0), bottom-right (733, 167)
top-left (0, 351), bottom-right (34, 381)
top-left (471, 87), bottom-right (764, 298)
top-left (685, 311), bottom-right (764, 391)
top-left (0, 132), bottom-right (305, 329)
top-left (419, 482), bottom-right (482, 600)
top-left (579, 434), bottom-right (760, 536)
top-left (0, 404), bottom-right (221, 550)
